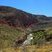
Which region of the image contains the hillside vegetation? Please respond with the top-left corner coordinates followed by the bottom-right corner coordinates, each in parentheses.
top-left (0, 6), bottom-right (52, 52)
top-left (0, 24), bottom-right (52, 49)
top-left (0, 24), bottom-right (23, 49)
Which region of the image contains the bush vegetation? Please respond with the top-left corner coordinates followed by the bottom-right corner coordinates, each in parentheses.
top-left (0, 24), bottom-right (52, 50)
top-left (0, 24), bottom-right (22, 49)
top-left (31, 29), bottom-right (52, 45)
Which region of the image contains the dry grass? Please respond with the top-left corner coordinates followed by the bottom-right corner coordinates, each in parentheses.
top-left (0, 44), bottom-right (52, 52)
top-left (0, 24), bottom-right (52, 52)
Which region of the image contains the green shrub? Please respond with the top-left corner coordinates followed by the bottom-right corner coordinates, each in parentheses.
top-left (31, 30), bottom-right (46, 45)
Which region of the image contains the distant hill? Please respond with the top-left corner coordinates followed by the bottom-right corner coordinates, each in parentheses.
top-left (0, 6), bottom-right (38, 28)
top-left (0, 6), bottom-right (52, 31)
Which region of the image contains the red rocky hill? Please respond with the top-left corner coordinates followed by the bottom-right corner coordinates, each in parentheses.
top-left (0, 6), bottom-right (38, 28)
top-left (0, 6), bottom-right (52, 30)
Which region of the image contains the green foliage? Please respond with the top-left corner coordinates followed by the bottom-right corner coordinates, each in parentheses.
top-left (31, 31), bottom-right (46, 45)
top-left (31, 29), bottom-right (52, 45)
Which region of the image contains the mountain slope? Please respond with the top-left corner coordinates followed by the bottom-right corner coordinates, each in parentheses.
top-left (0, 6), bottom-right (38, 29)
top-left (0, 6), bottom-right (52, 31)
top-left (0, 6), bottom-right (52, 49)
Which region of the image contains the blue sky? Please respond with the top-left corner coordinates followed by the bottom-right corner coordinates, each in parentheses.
top-left (0, 0), bottom-right (52, 16)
